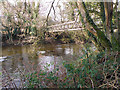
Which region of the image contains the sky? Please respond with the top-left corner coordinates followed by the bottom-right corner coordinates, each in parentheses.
top-left (0, 0), bottom-right (66, 21)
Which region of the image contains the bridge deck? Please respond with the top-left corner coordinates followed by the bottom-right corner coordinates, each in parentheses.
top-left (48, 28), bottom-right (85, 32)
top-left (47, 20), bottom-right (115, 32)
top-left (47, 21), bottom-right (83, 32)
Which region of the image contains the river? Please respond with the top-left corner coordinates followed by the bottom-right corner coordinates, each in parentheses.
top-left (1, 43), bottom-right (96, 88)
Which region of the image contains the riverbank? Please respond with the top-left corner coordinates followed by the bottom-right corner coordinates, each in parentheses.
top-left (2, 43), bottom-right (119, 88)
top-left (2, 35), bottom-right (38, 46)
top-left (2, 31), bottom-right (88, 46)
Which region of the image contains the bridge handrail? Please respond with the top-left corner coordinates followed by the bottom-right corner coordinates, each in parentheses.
top-left (47, 21), bottom-right (78, 28)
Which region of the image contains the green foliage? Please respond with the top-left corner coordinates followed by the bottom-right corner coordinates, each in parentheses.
top-left (24, 46), bottom-right (119, 88)
top-left (0, 72), bottom-right (2, 75)
top-left (25, 69), bottom-right (59, 88)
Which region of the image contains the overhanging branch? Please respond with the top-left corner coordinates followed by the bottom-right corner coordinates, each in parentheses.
top-left (46, 0), bottom-right (55, 26)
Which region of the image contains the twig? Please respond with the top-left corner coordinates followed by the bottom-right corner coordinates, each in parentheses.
top-left (98, 80), bottom-right (116, 88)
top-left (52, 5), bottom-right (56, 21)
top-left (108, 84), bottom-right (117, 88)
top-left (2, 68), bottom-right (17, 88)
top-left (89, 77), bottom-right (94, 88)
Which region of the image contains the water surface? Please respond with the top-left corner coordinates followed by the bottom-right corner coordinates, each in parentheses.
top-left (1, 43), bottom-right (96, 87)
top-left (2, 44), bottom-right (84, 72)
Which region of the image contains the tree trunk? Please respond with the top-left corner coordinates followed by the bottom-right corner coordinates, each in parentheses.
top-left (77, 0), bottom-right (112, 51)
top-left (118, 11), bottom-right (120, 50)
top-left (104, 2), bottom-right (113, 42)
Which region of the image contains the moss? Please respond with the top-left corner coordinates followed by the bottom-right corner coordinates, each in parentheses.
top-left (82, 2), bottom-right (112, 50)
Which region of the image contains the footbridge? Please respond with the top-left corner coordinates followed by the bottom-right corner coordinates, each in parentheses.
top-left (47, 19), bottom-right (117, 32)
top-left (47, 21), bottom-right (84, 32)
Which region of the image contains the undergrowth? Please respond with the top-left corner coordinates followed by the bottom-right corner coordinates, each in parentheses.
top-left (2, 47), bottom-right (120, 88)
top-left (24, 50), bottom-right (119, 88)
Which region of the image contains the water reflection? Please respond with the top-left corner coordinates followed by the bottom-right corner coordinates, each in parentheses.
top-left (38, 56), bottom-right (62, 71)
top-left (65, 48), bottom-right (73, 55)
top-left (2, 44), bottom-right (85, 74)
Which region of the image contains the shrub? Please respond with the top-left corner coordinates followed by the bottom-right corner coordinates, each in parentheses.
top-left (23, 50), bottom-right (120, 88)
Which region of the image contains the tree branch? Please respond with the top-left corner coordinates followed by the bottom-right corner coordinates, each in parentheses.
top-left (46, 0), bottom-right (55, 26)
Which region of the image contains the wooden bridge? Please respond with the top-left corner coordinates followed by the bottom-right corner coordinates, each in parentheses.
top-left (47, 18), bottom-right (118, 32)
top-left (47, 21), bottom-right (84, 32)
